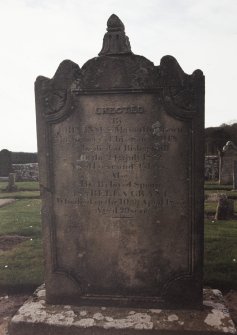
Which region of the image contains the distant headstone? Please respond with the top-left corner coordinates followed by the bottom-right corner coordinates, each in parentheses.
top-left (6, 173), bottom-right (17, 192)
top-left (233, 160), bottom-right (237, 190)
top-left (0, 149), bottom-right (12, 177)
top-left (35, 14), bottom-right (204, 309)
top-left (215, 194), bottom-right (234, 220)
top-left (219, 141), bottom-right (237, 185)
top-left (205, 155), bottom-right (219, 181)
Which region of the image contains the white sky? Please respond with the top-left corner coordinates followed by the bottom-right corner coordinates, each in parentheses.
top-left (0, 0), bottom-right (236, 152)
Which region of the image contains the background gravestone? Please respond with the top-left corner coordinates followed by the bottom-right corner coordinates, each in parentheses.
top-left (219, 141), bottom-right (237, 185)
top-left (215, 194), bottom-right (234, 220)
top-left (35, 14), bottom-right (204, 309)
top-left (0, 149), bottom-right (12, 177)
top-left (233, 160), bottom-right (237, 190)
top-left (6, 173), bottom-right (17, 192)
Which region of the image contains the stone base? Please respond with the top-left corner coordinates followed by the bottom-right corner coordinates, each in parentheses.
top-left (9, 285), bottom-right (236, 335)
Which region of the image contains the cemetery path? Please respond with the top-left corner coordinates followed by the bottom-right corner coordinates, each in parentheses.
top-left (0, 199), bottom-right (15, 208)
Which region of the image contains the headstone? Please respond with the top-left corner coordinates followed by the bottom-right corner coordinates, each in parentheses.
top-left (233, 160), bottom-right (237, 190)
top-left (215, 194), bottom-right (234, 220)
top-left (0, 149), bottom-right (12, 177)
top-left (219, 141), bottom-right (237, 185)
top-left (205, 155), bottom-right (219, 181)
top-left (6, 173), bottom-right (17, 192)
top-left (35, 14), bottom-right (204, 309)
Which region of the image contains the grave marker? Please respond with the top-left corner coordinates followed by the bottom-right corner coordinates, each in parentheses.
top-left (219, 141), bottom-right (237, 185)
top-left (35, 14), bottom-right (204, 309)
top-left (233, 160), bottom-right (237, 190)
top-left (0, 149), bottom-right (12, 177)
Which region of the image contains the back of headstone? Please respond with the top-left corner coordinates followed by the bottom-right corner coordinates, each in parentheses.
top-left (0, 149), bottom-right (12, 177)
top-left (233, 160), bottom-right (237, 190)
top-left (35, 15), bottom-right (205, 309)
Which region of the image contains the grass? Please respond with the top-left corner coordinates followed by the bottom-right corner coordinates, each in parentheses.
top-left (205, 201), bottom-right (237, 214)
top-left (0, 191), bottom-right (40, 199)
top-left (205, 202), bottom-right (217, 214)
top-left (204, 219), bottom-right (237, 290)
top-left (0, 199), bottom-right (41, 236)
top-left (204, 182), bottom-right (237, 199)
top-left (0, 181), bottom-right (40, 199)
top-left (205, 184), bottom-right (233, 191)
top-left (205, 190), bottom-right (237, 200)
top-left (0, 181), bottom-right (39, 191)
top-left (0, 239), bottom-right (43, 293)
top-left (0, 199), bottom-right (43, 293)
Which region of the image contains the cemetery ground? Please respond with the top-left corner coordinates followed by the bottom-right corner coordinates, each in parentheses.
top-left (0, 181), bottom-right (237, 333)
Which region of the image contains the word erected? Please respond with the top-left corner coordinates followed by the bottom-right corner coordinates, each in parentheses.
top-left (96, 106), bottom-right (144, 114)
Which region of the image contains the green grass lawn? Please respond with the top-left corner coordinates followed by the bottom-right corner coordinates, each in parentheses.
top-left (0, 191), bottom-right (40, 199)
top-left (0, 199), bottom-right (41, 236)
top-left (204, 219), bottom-right (237, 290)
top-left (0, 238), bottom-right (43, 293)
top-left (0, 194), bottom-right (43, 293)
top-left (0, 181), bottom-right (39, 191)
top-left (0, 181), bottom-right (40, 199)
top-left (205, 184), bottom-right (233, 191)
top-left (0, 181), bottom-right (237, 293)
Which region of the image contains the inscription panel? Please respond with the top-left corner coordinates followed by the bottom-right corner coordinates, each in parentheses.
top-left (51, 94), bottom-right (191, 296)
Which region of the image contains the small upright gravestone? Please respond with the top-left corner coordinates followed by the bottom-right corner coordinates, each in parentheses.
top-left (0, 149), bottom-right (12, 177)
top-left (9, 15), bottom-right (237, 335)
top-left (34, 14), bottom-right (205, 310)
top-left (6, 173), bottom-right (17, 192)
top-left (233, 160), bottom-right (237, 190)
top-left (215, 194), bottom-right (234, 220)
top-left (219, 141), bottom-right (237, 185)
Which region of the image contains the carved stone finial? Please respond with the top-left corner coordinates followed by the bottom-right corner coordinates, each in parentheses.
top-left (99, 14), bottom-right (132, 56)
top-left (107, 14), bottom-right (125, 31)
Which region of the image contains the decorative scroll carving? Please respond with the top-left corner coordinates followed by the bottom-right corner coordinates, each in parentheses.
top-left (35, 60), bottom-right (80, 123)
top-left (160, 56), bottom-right (204, 119)
top-left (45, 89), bottom-right (67, 114)
top-left (42, 88), bottom-right (74, 123)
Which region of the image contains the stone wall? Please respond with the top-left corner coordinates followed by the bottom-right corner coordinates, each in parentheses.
top-left (12, 163), bottom-right (39, 181)
top-left (205, 155), bottom-right (219, 181)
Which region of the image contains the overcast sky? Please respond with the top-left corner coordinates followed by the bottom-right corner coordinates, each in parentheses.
top-left (0, 0), bottom-right (236, 152)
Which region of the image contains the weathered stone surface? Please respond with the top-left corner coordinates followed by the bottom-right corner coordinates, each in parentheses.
top-left (219, 141), bottom-right (237, 185)
top-left (215, 195), bottom-right (234, 220)
top-left (99, 14), bottom-right (132, 56)
top-left (9, 286), bottom-right (237, 335)
top-left (5, 173), bottom-right (17, 192)
top-left (205, 155), bottom-right (219, 181)
top-left (0, 149), bottom-right (12, 177)
top-left (233, 160), bottom-right (237, 190)
top-left (35, 15), bottom-right (204, 309)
